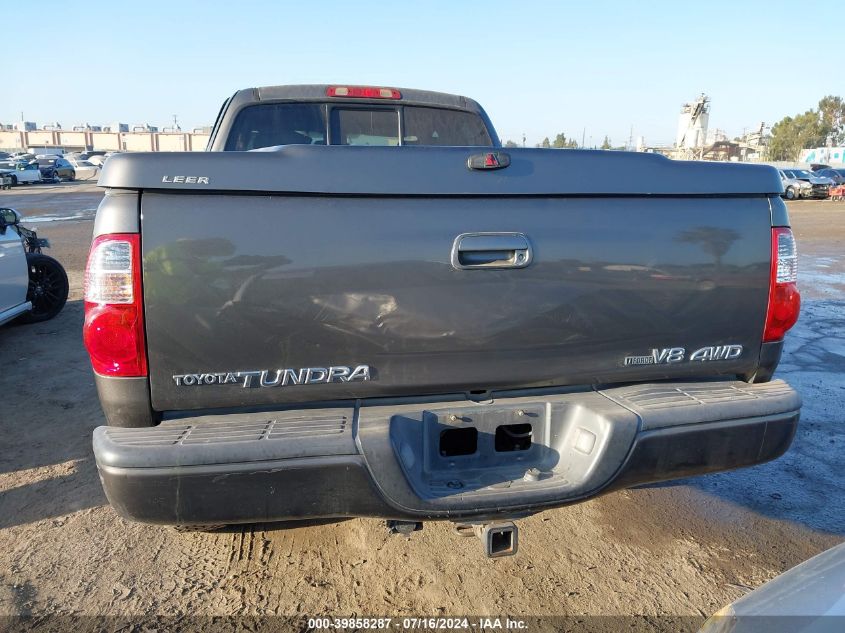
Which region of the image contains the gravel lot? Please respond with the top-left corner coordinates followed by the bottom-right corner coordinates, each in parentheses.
top-left (0, 183), bottom-right (842, 629)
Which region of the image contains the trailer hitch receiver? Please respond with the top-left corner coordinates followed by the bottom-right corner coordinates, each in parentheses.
top-left (455, 521), bottom-right (519, 558)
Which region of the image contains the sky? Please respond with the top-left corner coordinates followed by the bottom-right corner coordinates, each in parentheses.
top-left (2, 0), bottom-right (837, 147)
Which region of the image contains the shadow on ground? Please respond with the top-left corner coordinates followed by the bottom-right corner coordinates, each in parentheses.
top-left (0, 301), bottom-right (107, 527)
top-left (628, 297), bottom-right (845, 538)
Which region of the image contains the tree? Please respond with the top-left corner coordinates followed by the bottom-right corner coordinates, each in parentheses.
top-left (768, 110), bottom-right (828, 161)
top-left (504, 140), bottom-right (519, 148)
top-left (600, 136), bottom-right (612, 150)
top-left (768, 95), bottom-right (845, 160)
top-left (541, 137), bottom-right (551, 148)
top-left (818, 95), bottom-right (845, 144)
top-left (552, 133), bottom-right (578, 149)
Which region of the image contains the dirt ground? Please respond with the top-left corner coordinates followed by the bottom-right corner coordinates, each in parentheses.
top-left (0, 184), bottom-right (843, 629)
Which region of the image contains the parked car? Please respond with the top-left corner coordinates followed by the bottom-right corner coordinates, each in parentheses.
top-left (87, 155), bottom-right (109, 167)
top-left (782, 168), bottom-right (831, 199)
top-left (0, 161), bottom-right (43, 185)
top-left (700, 541), bottom-right (845, 632)
top-left (777, 170), bottom-right (809, 200)
top-left (86, 152), bottom-right (122, 168)
top-left (53, 157), bottom-right (77, 181)
top-left (87, 84), bottom-right (801, 558)
top-left (35, 157), bottom-right (76, 181)
top-left (35, 158), bottom-right (60, 181)
top-left (65, 157), bottom-right (100, 180)
top-left (0, 208), bottom-right (69, 325)
top-left (814, 167), bottom-right (845, 186)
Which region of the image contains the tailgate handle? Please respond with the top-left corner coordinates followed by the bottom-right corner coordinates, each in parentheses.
top-left (451, 232), bottom-right (532, 270)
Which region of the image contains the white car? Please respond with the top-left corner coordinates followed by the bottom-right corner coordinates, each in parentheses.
top-left (700, 541), bottom-right (845, 632)
top-left (66, 157), bottom-right (101, 180)
top-left (778, 169), bottom-right (811, 200)
top-left (0, 161), bottom-right (43, 186)
top-left (0, 208), bottom-right (68, 325)
top-left (87, 155), bottom-right (109, 167)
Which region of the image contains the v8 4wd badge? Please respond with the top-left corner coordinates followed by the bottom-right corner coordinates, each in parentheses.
top-left (624, 345), bottom-right (742, 366)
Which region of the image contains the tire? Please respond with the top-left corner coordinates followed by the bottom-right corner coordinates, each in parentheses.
top-left (68, 170), bottom-right (75, 181)
top-left (17, 254), bottom-right (69, 323)
top-left (9, 175), bottom-right (17, 186)
top-left (785, 186), bottom-right (797, 200)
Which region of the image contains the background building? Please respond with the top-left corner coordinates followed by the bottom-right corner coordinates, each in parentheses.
top-left (0, 126), bottom-right (211, 153)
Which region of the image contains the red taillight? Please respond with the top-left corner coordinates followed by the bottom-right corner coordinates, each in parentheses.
top-left (326, 85), bottom-right (402, 99)
top-left (763, 227), bottom-right (800, 342)
top-left (83, 233), bottom-right (147, 376)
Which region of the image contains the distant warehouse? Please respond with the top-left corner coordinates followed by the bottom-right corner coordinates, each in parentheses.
top-left (0, 124), bottom-right (213, 153)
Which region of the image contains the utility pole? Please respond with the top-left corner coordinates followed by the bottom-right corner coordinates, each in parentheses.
top-left (581, 128), bottom-right (585, 148)
top-left (173, 114), bottom-right (180, 131)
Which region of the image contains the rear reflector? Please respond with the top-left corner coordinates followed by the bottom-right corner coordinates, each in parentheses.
top-left (326, 85), bottom-right (402, 99)
top-left (763, 227), bottom-right (800, 342)
top-left (83, 234), bottom-right (147, 376)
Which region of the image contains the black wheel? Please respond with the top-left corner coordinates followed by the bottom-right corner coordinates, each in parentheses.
top-left (9, 175), bottom-right (17, 186)
top-left (785, 186), bottom-right (797, 200)
top-left (17, 254), bottom-right (69, 323)
top-left (68, 170), bottom-right (75, 181)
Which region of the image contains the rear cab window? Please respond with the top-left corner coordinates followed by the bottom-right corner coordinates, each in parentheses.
top-left (224, 103), bottom-right (327, 150)
top-left (402, 107), bottom-right (492, 146)
top-left (331, 108), bottom-right (399, 146)
top-left (224, 102), bottom-right (493, 150)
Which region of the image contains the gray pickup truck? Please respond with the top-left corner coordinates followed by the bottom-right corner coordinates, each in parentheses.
top-left (86, 85), bottom-right (801, 557)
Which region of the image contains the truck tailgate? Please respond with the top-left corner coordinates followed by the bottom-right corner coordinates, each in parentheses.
top-left (140, 191), bottom-right (772, 412)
